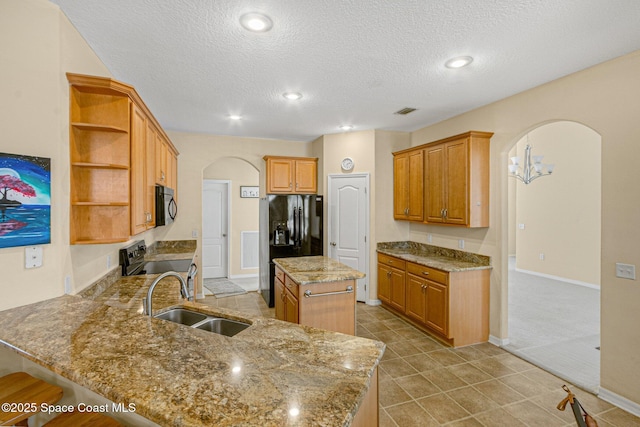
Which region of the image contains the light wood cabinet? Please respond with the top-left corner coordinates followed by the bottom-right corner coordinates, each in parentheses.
top-left (69, 77), bottom-right (131, 244)
top-left (394, 149), bottom-right (424, 221)
top-left (68, 73), bottom-right (179, 244)
top-left (377, 253), bottom-right (490, 347)
top-left (394, 131), bottom-right (492, 227)
top-left (264, 156), bottom-right (318, 194)
top-left (274, 266), bottom-right (355, 335)
top-left (377, 254), bottom-right (406, 312)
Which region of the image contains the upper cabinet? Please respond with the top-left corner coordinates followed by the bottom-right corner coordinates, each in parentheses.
top-left (394, 149), bottom-right (424, 221)
top-left (393, 131), bottom-right (492, 228)
top-left (264, 156), bottom-right (318, 194)
top-left (67, 73), bottom-right (179, 244)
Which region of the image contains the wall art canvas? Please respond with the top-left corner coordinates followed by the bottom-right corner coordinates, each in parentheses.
top-left (0, 152), bottom-right (51, 248)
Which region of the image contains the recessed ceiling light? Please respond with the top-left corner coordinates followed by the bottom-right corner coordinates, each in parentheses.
top-left (282, 92), bottom-right (303, 100)
top-left (445, 56), bottom-right (474, 69)
top-left (239, 13), bottom-right (273, 32)
top-left (340, 125), bottom-right (353, 131)
top-left (228, 114), bottom-right (242, 120)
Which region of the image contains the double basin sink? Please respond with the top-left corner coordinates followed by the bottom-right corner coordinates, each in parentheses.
top-left (154, 308), bottom-right (250, 337)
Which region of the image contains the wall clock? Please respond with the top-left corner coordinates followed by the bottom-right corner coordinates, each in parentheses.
top-left (341, 157), bottom-right (354, 171)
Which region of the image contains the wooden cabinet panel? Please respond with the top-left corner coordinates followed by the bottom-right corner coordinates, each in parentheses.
top-left (405, 274), bottom-right (426, 323)
top-left (295, 159), bottom-right (317, 193)
top-left (264, 156), bottom-right (317, 194)
top-left (378, 253), bottom-right (406, 270)
top-left (425, 144), bottom-right (446, 223)
top-left (389, 267), bottom-right (406, 312)
top-left (425, 281), bottom-right (448, 336)
top-left (444, 139), bottom-right (468, 225)
top-left (393, 150), bottom-right (423, 220)
top-left (155, 135), bottom-right (168, 185)
top-left (299, 280), bottom-right (355, 335)
top-left (285, 287), bottom-right (299, 324)
top-left (145, 123), bottom-right (156, 227)
top-left (377, 264), bottom-right (391, 304)
top-left (266, 158), bottom-right (294, 193)
top-left (275, 277), bottom-right (285, 321)
top-left (130, 104), bottom-right (147, 235)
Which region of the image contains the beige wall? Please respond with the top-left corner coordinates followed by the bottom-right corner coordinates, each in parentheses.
top-left (203, 158), bottom-right (259, 277)
top-left (512, 122), bottom-right (601, 285)
top-left (164, 131), bottom-right (311, 293)
top-left (409, 51), bottom-right (640, 405)
top-left (0, 0), bottom-right (172, 311)
top-left (313, 129), bottom-right (410, 302)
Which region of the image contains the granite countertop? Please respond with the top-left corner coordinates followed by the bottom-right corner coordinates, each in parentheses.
top-left (144, 239), bottom-right (197, 262)
top-left (0, 242), bottom-right (384, 426)
top-left (377, 241), bottom-right (492, 272)
top-left (273, 256), bottom-right (366, 285)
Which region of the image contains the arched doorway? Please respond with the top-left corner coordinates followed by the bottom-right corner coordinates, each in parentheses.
top-left (201, 157), bottom-right (260, 295)
top-left (506, 121), bottom-right (602, 392)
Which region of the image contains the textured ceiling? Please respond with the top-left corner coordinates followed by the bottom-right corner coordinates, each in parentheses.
top-left (50, 0), bottom-right (640, 142)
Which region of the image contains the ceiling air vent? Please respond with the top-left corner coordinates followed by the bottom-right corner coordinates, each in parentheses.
top-left (394, 107), bottom-right (417, 115)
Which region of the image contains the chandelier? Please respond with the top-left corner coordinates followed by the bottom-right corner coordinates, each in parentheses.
top-left (508, 140), bottom-right (555, 185)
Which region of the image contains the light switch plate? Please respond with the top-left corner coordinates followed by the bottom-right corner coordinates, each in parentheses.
top-left (25, 246), bottom-right (43, 268)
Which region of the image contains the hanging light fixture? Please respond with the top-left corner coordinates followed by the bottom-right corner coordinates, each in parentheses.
top-left (508, 137), bottom-right (555, 184)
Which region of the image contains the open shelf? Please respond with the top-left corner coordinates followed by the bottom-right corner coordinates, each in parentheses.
top-left (71, 122), bottom-right (128, 133)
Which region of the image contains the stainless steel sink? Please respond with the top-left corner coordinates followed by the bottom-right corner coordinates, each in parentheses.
top-left (154, 308), bottom-right (250, 337)
top-left (193, 318), bottom-right (250, 337)
top-left (154, 308), bottom-right (207, 326)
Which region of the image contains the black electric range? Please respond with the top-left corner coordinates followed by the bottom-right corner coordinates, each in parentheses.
top-left (119, 240), bottom-right (195, 277)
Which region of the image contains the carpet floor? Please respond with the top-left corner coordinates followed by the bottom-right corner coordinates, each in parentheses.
top-left (505, 256), bottom-right (600, 393)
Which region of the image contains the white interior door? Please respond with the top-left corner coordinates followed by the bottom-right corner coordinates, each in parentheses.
top-left (202, 180), bottom-right (229, 278)
top-left (328, 174), bottom-right (369, 302)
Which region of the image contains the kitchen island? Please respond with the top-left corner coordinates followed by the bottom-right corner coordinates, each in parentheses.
top-left (0, 243), bottom-right (383, 426)
top-left (273, 256), bottom-right (365, 335)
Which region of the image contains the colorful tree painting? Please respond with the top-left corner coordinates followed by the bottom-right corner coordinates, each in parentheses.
top-left (0, 175), bottom-right (36, 206)
top-left (0, 152), bottom-right (50, 248)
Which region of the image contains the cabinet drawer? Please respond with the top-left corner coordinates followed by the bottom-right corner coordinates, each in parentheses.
top-left (284, 275), bottom-right (299, 299)
top-left (378, 253), bottom-right (406, 270)
top-left (407, 262), bottom-right (448, 284)
top-left (275, 267), bottom-right (285, 284)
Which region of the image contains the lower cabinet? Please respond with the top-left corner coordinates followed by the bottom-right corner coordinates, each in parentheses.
top-left (377, 253), bottom-right (489, 347)
top-left (275, 266), bottom-right (355, 335)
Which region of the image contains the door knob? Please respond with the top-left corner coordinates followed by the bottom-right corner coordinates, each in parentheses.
top-left (330, 242), bottom-right (337, 246)
top-left (222, 233), bottom-right (227, 237)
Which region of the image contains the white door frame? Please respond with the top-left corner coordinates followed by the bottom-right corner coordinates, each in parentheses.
top-left (327, 173), bottom-right (370, 303)
top-left (202, 179), bottom-right (231, 284)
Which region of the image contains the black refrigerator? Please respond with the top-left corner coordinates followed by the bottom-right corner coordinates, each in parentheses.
top-left (259, 194), bottom-right (323, 307)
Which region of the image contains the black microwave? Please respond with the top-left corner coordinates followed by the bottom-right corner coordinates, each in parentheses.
top-left (156, 185), bottom-right (176, 226)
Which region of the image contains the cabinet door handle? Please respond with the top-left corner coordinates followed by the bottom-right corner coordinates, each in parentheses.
top-left (443, 208), bottom-right (448, 219)
top-left (405, 207), bottom-right (409, 215)
top-left (289, 182), bottom-right (292, 188)
top-left (422, 271), bottom-right (429, 276)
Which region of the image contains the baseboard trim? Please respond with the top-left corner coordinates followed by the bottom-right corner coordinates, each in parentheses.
top-left (229, 273), bottom-right (259, 279)
top-left (366, 299), bottom-right (382, 306)
top-left (598, 387), bottom-right (640, 417)
top-left (489, 335), bottom-right (510, 347)
top-left (514, 268), bottom-right (600, 290)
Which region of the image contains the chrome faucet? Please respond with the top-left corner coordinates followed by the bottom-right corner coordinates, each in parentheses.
top-left (143, 271), bottom-right (192, 316)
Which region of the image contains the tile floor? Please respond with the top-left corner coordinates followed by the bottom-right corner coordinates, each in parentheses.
top-left (197, 292), bottom-right (640, 427)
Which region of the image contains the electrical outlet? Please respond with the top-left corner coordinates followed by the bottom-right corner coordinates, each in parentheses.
top-left (518, 223), bottom-right (525, 230)
top-left (616, 263), bottom-right (636, 280)
top-left (107, 255), bottom-right (111, 268)
top-left (427, 234), bottom-right (432, 243)
top-left (64, 276), bottom-right (72, 294)
top-left (192, 229), bottom-right (198, 238)
top-left (458, 239), bottom-right (465, 249)
top-left (539, 253), bottom-right (545, 261)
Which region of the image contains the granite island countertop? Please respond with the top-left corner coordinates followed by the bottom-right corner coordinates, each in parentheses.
top-left (0, 241), bottom-right (384, 426)
top-left (273, 256), bottom-right (366, 285)
top-left (0, 295), bottom-right (384, 426)
top-left (377, 241), bottom-right (491, 272)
